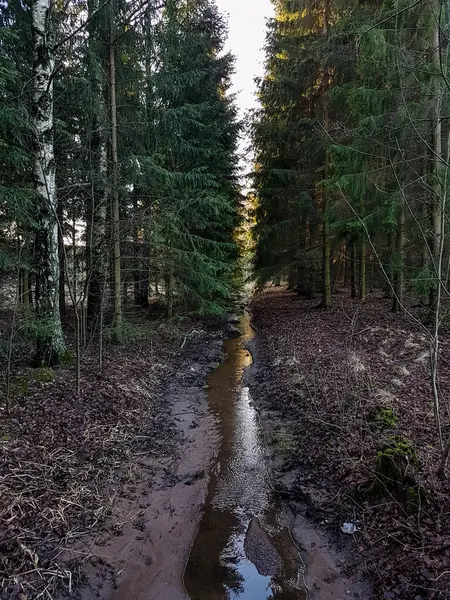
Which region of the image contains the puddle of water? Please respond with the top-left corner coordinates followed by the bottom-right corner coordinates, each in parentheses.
top-left (184, 314), bottom-right (306, 600)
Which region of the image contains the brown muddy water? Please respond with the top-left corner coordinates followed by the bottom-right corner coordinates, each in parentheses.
top-left (184, 314), bottom-right (307, 600)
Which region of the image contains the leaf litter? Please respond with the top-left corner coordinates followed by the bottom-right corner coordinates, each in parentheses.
top-left (250, 286), bottom-right (450, 600)
top-left (0, 322), bottom-right (215, 600)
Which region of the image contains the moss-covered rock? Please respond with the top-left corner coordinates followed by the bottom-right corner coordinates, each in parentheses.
top-left (373, 406), bottom-right (397, 428)
top-left (375, 435), bottom-right (417, 490)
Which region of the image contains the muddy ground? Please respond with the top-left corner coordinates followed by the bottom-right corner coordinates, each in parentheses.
top-left (0, 321), bottom-right (224, 600)
top-left (3, 289), bottom-right (450, 600)
top-left (73, 337), bottom-right (224, 600)
top-left (249, 287), bottom-right (450, 600)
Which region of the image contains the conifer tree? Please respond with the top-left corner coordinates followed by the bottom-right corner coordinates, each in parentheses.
top-left (252, 0), bottom-right (328, 296)
top-left (1, 0), bottom-right (242, 370)
top-left (139, 0), bottom-right (240, 314)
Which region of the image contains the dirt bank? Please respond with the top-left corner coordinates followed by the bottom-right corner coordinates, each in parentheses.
top-left (74, 337), bottom-right (223, 600)
top-left (249, 287), bottom-right (450, 600)
top-left (0, 324), bottom-right (224, 600)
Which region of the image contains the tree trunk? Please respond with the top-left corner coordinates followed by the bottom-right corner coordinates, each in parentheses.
top-left (320, 0), bottom-right (331, 309)
top-left (165, 272), bottom-right (174, 318)
top-left (58, 198), bottom-right (65, 318)
top-left (343, 242), bottom-right (348, 288)
top-left (86, 0), bottom-right (108, 319)
top-left (32, 0), bottom-right (66, 365)
top-left (359, 194), bottom-right (366, 301)
top-left (384, 230), bottom-right (394, 298)
top-left (369, 255), bottom-right (375, 293)
top-left (360, 237), bottom-right (366, 300)
top-left (21, 238), bottom-right (31, 310)
top-left (22, 268), bottom-right (30, 310)
top-left (351, 240), bottom-right (357, 299)
top-left (109, 22), bottom-right (122, 339)
top-left (430, 1), bottom-right (447, 468)
top-left (140, 236), bottom-right (150, 307)
top-left (392, 198), bottom-right (405, 312)
top-left (430, 2), bottom-right (443, 313)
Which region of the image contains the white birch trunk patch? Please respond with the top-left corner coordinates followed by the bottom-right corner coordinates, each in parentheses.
top-left (32, 0), bottom-right (66, 363)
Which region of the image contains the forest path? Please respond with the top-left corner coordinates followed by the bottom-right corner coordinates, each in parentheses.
top-left (74, 338), bottom-right (223, 600)
top-left (183, 313), bottom-right (369, 600)
top-left (74, 310), bottom-right (370, 600)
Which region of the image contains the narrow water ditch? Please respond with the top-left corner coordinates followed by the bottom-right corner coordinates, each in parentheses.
top-left (184, 313), bottom-right (307, 600)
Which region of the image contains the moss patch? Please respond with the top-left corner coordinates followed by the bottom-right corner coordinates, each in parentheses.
top-left (8, 375), bottom-right (29, 398)
top-left (30, 367), bottom-right (55, 384)
top-left (375, 435), bottom-right (417, 487)
top-left (60, 350), bottom-right (74, 366)
top-left (374, 406), bottom-right (397, 428)
top-left (271, 429), bottom-right (298, 458)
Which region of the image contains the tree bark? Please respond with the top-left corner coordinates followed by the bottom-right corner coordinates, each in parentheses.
top-left (321, 0), bottom-right (331, 309)
top-left (86, 0), bottom-right (108, 319)
top-left (109, 20), bottom-right (122, 338)
top-left (32, 0), bottom-right (66, 365)
top-left (57, 197), bottom-right (65, 318)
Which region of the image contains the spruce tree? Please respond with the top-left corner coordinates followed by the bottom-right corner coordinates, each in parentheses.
top-left (138, 0), bottom-right (240, 315)
top-left (252, 0), bottom-right (327, 296)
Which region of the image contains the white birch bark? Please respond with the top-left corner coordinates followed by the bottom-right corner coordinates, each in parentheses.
top-left (32, 0), bottom-right (66, 364)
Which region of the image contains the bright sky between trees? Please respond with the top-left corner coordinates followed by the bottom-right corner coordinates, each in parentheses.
top-left (215, 0), bottom-right (274, 169)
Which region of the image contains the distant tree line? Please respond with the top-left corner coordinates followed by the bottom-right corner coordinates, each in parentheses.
top-left (253, 0), bottom-right (448, 312)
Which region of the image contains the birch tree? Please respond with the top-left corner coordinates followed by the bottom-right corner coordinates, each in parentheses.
top-left (32, 0), bottom-right (66, 365)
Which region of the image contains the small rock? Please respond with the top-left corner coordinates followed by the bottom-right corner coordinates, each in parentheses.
top-left (341, 522), bottom-right (358, 534)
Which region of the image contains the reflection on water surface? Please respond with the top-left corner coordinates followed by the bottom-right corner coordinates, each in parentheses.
top-left (184, 315), bottom-right (306, 600)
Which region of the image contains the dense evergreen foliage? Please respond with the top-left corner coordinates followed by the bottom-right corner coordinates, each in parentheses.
top-left (252, 0), bottom-right (449, 311)
top-left (0, 0), bottom-right (241, 363)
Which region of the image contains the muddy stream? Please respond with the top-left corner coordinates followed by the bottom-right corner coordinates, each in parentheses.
top-left (184, 314), bottom-right (307, 599)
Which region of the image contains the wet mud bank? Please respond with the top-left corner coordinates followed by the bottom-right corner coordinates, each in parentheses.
top-left (72, 335), bottom-right (224, 600)
top-left (245, 323), bottom-right (371, 600)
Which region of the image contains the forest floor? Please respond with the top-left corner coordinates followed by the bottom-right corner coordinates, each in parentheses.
top-left (0, 317), bottom-right (225, 600)
top-left (249, 286), bottom-right (450, 600)
top-left (3, 289), bottom-right (450, 600)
